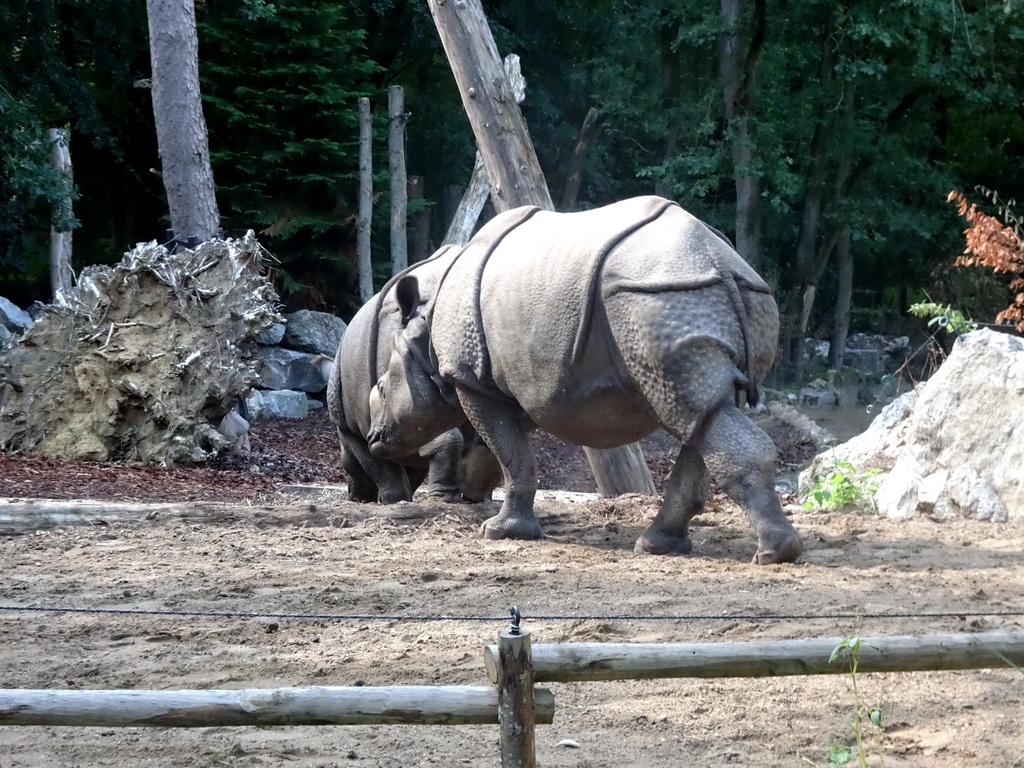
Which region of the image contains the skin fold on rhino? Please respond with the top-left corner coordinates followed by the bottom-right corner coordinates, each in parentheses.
top-left (325, 248), bottom-right (501, 504)
top-left (367, 196), bottom-right (802, 564)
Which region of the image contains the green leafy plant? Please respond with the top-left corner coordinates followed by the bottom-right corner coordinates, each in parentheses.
top-left (907, 300), bottom-right (978, 335)
top-left (803, 459), bottom-right (881, 512)
top-left (828, 637), bottom-right (885, 767)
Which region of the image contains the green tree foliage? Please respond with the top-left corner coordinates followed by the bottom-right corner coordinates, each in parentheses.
top-left (198, 0), bottom-right (379, 311)
top-left (0, 0), bottom-right (151, 305)
top-left (1, 0), bottom-right (1021, 329)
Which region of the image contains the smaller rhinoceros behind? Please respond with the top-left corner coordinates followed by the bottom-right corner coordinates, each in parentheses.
top-left (369, 196), bottom-right (802, 564)
top-left (326, 247), bottom-right (500, 504)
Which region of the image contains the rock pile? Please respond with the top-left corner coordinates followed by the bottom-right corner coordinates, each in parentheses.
top-left (800, 329), bottom-right (1024, 522)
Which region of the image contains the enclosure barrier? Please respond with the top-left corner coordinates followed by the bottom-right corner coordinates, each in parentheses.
top-left (2, 627), bottom-right (1023, 768)
top-left (483, 629), bottom-right (1024, 684)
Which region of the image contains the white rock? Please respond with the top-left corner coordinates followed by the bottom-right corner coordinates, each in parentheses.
top-left (802, 329), bottom-right (1024, 522)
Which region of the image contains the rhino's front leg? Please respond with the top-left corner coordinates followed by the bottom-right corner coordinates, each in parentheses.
top-left (698, 404), bottom-right (803, 564)
top-left (418, 428), bottom-right (463, 503)
top-left (634, 445), bottom-right (709, 555)
top-left (458, 392), bottom-right (542, 540)
top-left (339, 428), bottom-right (412, 504)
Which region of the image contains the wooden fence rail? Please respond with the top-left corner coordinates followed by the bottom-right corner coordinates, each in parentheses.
top-left (0, 685), bottom-right (554, 728)
top-left (483, 630), bottom-right (1024, 684)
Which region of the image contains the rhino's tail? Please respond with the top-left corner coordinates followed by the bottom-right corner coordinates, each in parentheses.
top-left (325, 335), bottom-right (345, 428)
top-left (702, 236), bottom-right (760, 408)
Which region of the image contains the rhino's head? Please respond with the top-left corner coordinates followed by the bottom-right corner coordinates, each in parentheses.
top-left (368, 275), bottom-right (463, 460)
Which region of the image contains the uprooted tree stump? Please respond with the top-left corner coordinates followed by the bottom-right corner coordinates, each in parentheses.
top-left (0, 232), bottom-right (281, 465)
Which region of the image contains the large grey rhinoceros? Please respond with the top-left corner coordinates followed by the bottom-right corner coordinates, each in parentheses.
top-left (368, 196), bottom-right (802, 564)
top-left (326, 248), bottom-right (500, 504)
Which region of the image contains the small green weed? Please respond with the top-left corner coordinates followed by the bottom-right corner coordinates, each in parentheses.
top-left (828, 637), bottom-right (885, 767)
top-left (827, 741), bottom-right (854, 767)
top-left (803, 459), bottom-right (881, 512)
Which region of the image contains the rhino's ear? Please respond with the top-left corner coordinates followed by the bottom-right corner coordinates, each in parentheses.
top-left (395, 276), bottom-right (421, 324)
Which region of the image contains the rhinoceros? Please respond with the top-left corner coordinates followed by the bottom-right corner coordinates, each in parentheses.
top-left (326, 248), bottom-right (500, 504)
top-left (367, 196), bottom-right (802, 564)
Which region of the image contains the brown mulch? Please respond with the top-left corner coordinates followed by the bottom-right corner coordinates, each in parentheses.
top-left (0, 407), bottom-right (346, 503)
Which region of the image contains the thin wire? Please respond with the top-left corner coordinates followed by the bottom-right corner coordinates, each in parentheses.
top-left (1, 604), bottom-right (1022, 623)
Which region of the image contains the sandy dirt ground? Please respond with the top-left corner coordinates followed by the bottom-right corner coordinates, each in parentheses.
top-left (1, 484), bottom-right (1022, 767)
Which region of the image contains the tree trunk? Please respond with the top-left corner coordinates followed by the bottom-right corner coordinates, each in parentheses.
top-left (796, 79), bottom-right (857, 381)
top-left (560, 107), bottom-right (603, 212)
top-left (389, 85), bottom-right (408, 276)
top-left (408, 175), bottom-right (431, 264)
top-left (47, 127), bottom-right (74, 304)
top-left (357, 97), bottom-right (373, 303)
top-left (779, 8), bottom-right (837, 377)
top-left (146, 0), bottom-right (220, 243)
top-left (718, 0), bottom-right (766, 270)
top-left (654, 11), bottom-right (680, 200)
top-left (829, 224), bottom-right (853, 370)
top-left (427, 0), bottom-right (654, 497)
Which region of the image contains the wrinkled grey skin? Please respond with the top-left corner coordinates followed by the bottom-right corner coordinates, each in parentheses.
top-left (327, 248), bottom-right (500, 504)
top-left (368, 196), bottom-right (802, 564)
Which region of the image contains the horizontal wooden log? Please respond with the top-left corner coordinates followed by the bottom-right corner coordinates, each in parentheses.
top-left (0, 685), bottom-right (555, 727)
top-left (0, 500), bottom-right (236, 534)
top-left (484, 631), bottom-right (1024, 683)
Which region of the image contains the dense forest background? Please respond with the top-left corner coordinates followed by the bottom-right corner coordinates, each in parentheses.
top-left (2, 0), bottom-right (1022, 375)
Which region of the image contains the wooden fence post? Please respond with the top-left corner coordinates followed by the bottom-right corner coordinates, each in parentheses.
top-left (497, 608), bottom-right (536, 768)
top-left (357, 97), bottom-right (373, 303)
top-left (47, 127), bottom-right (74, 305)
top-left (388, 85), bottom-right (408, 276)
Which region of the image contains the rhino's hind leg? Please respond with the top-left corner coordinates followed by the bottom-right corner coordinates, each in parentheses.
top-left (697, 405), bottom-right (802, 564)
top-left (459, 436), bottom-right (502, 503)
top-left (458, 395), bottom-right (543, 540)
top-left (634, 445), bottom-right (709, 555)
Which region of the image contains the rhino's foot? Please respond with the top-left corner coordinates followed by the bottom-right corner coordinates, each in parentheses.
top-left (752, 528), bottom-right (803, 565)
top-left (480, 513), bottom-right (543, 541)
top-left (377, 488), bottom-right (413, 504)
top-left (423, 486), bottom-right (462, 504)
top-left (634, 528), bottom-right (693, 556)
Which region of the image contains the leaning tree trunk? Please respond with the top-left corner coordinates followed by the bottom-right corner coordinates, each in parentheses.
top-left (427, 0), bottom-right (655, 497)
top-left (443, 55), bottom-right (526, 247)
top-left (146, 0), bottom-right (220, 244)
top-left (426, 0), bottom-right (553, 211)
